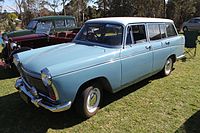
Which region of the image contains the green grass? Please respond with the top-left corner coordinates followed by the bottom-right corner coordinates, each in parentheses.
top-left (0, 45), bottom-right (200, 133)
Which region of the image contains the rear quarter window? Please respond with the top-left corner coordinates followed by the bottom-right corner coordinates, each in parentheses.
top-left (166, 23), bottom-right (177, 37)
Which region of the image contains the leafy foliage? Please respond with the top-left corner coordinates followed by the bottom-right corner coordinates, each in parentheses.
top-left (167, 0), bottom-right (200, 29)
top-left (0, 13), bottom-right (19, 32)
top-left (0, 0), bottom-right (199, 30)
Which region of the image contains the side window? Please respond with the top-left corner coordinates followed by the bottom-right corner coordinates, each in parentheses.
top-left (126, 24), bottom-right (147, 44)
top-left (189, 19), bottom-right (200, 23)
top-left (148, 24), bottom-right (161, 40)
top-left (189, 19), bottom-right (195, 23)
top-left (66, 19), bottom-right (76, 27)
top-left (160, 24), bottom-right (167, 38)
top-left (55, 20), bottom-right (65, 28)
top-left (166, 23), bottom-right (177, 37)
top-left (194, 19), bottom-right (200, 23)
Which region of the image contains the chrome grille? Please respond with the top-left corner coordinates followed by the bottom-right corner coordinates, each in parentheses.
top-left (18, 65), bottom-right (49, 96)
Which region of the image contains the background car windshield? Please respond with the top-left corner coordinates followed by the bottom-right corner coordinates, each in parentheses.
top-left (35, 21), bottom-right (52, 34)
top-left (27, 20), bottom-right (38, 29)
top-left (76, 23), bottom-right (123, 46)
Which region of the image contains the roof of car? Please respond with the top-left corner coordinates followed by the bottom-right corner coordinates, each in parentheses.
top-left (86, 17), bottom-right (174, 25)
top-left (32, 16), bottom-right (75, 21)
top-left (192, 17), bottom-right (200, 19)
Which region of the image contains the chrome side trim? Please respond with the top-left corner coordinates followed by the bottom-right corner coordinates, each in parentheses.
top-left (15, 78), bottom-right (72, 112)
top-left (176, 54), bottom-right (185, 60)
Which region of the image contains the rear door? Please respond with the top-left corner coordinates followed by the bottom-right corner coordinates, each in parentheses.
top-left (121, 24), bottom-right (153, 86)
top-left (148, 23), bottom-right (171, 72)
top-left (165, 23), bottom-right (184, 58)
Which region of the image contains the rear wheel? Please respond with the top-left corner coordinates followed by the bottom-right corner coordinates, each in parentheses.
top-left (75, 83), bottom-right (102, 118)
top-left (161, 57), bottom-right (173, 76)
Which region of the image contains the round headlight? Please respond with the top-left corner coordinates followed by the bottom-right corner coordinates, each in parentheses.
top-left (41, 68), bottom-right (52, 87)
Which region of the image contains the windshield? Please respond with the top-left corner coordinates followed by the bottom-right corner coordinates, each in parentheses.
top-left (75, 23), bottom-right (123, 46)
top-left (35, 21), bottom-right (52, 34)
top-left (27, 20), bottom-right (38, 29)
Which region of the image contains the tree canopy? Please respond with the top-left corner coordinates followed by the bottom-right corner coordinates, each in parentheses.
top-left (1, 0), bottom-right (199, 30)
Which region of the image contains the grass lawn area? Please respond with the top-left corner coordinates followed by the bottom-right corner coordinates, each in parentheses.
top-left (0, 45), bottom-right (200, 133)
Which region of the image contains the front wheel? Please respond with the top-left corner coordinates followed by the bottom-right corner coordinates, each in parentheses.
top-left (75, 83), bottom-right (102, 118)
top-left (161, 57), bottom-right (173, 76)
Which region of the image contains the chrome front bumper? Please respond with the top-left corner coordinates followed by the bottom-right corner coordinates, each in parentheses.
top-left (15, 78), bottom-right (72, 112)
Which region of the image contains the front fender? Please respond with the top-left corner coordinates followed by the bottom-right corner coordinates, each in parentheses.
top-left (51, 59), bottom-right (121, 104)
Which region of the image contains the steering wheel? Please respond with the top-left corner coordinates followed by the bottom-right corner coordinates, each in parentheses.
top-left (87, 32), bottom-right (98, 41)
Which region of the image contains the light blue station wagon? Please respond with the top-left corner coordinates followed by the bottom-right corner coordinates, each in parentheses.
top-left (14, 17), bottom-right (185, 118)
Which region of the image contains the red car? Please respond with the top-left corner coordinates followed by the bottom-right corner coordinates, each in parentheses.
top-left (1, 16), bottom-right (80, 66)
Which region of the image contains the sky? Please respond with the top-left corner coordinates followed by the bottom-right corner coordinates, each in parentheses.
top-left (1, 0), bottom-right (65, 12)
top-left (1, 0), bottom-right (95, 12)
top-left (1, 0), bottom-right (16, 12)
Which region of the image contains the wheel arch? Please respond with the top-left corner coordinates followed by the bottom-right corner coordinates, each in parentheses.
top-left (74, 76), bottom-right (113, 103)
top-left (79, 76), bottom-right (112, 92)
top-left (169, 54), bottom-right (176, 63)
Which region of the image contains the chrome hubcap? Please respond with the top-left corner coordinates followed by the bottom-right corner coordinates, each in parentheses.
top-left (165, 58), bottom-right (172, 75)
top-left (86, 87), bottom-right (101, 113)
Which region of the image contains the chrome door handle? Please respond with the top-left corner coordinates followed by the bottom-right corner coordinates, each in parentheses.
top-left (145, 45), bottom-right (151, 49)
top-left (165, 41), bottom-right (170, 45)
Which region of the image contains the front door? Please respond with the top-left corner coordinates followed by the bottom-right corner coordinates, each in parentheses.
top-left (121, 24), bottom-right (153, 86)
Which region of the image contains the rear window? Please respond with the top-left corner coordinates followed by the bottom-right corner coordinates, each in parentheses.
top-left (148, 24), bottom-right (161, 40)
